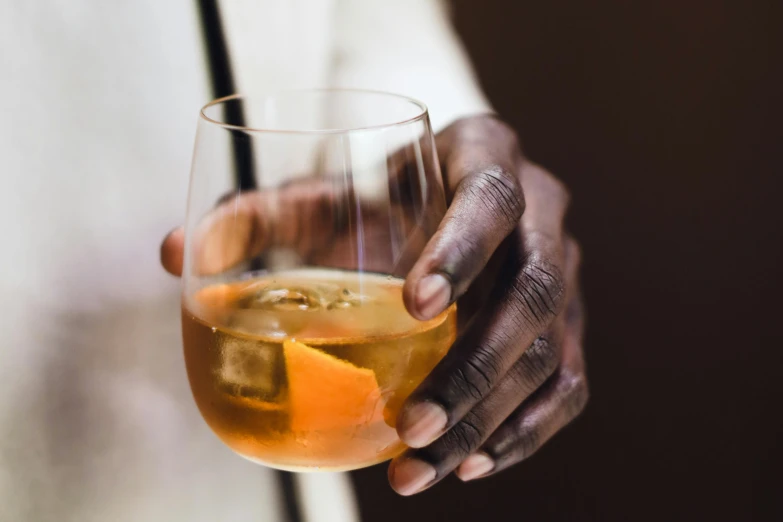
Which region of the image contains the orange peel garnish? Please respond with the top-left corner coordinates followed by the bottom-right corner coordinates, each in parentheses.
top-left (284, 339), bottom-right (383, 432)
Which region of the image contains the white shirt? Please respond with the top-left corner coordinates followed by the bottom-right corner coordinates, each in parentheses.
top-left (0, 1), bottom-right (488, 520)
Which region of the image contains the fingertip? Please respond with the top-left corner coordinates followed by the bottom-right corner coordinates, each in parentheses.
top-left (388, 458), bottom-right (437, 496)
top-left (396, 401), bottom-right (448, 448)
top-left (456, 452), bottom-right (494, 482)
top-left (160, 227), bottom-right (185, 276)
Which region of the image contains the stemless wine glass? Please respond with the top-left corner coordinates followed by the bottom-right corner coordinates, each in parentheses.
top-left (181, 90), bottom-right (456, 471)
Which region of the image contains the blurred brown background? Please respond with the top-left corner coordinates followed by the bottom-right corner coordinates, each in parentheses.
top-left (351, 0), bottom-right (783, 520)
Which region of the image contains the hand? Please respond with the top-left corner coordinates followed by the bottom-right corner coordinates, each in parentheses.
top-left (160, 115), bottom-right (588, 495)
top-left (387, 115), bottom-right (588, 495)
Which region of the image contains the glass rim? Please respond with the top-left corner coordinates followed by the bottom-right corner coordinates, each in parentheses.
top-left (199, 89), bottom-right (430, 134)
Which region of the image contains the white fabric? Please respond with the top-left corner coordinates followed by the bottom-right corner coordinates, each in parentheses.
top-left (0, 1), bottom-right (489, 521)
top-left (331, 0), bottom-right (491, 131)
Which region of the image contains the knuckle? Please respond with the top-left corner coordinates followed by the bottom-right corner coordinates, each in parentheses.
top-left (448, 341), bottom-right (505, 402)
top-left (511, 260), bottom-right (566, 325)
top-left (439, 411), bottom-right (487, 456)
top-left (448, 367), bottom-right (487, 402)
top-left (560, 371), bottom-right (590, 420)
top-left (464, 167), bottom-right (524, 227)
top-left (512, 423), bottom-right (542, 462)
top-left (509, 337), bottom-right (560, 389)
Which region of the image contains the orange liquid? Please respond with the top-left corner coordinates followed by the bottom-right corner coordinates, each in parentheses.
top-left (182, 269), bottom-right (456, 471)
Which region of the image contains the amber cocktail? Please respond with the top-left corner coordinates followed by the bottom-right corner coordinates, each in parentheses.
top-left (183, 269), bottom-right (455, 471)
top-left (182, 90), bottom-right (449, 470)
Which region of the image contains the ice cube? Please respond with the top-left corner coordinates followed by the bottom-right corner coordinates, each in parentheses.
top-left (238, 285), bottom-right (325, 311)
top-left (217, 336), bottom-right (283, 401)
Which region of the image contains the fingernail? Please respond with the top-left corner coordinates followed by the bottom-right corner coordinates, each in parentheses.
top-left (163, 226), bottom-right (183, 243)
top-left (390, 459), bottom-right (437, 496)
top-left (416, 274), bottom-right (451, 319)
top-left (456, 453), bottom-right (494, 481)
top-left (398, 402), bottom-right (448, 448)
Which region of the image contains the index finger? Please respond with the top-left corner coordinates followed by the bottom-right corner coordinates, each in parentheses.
top-left (160, 179), bottom-right (342, 276)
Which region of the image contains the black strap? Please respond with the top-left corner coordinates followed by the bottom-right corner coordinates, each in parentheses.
top-left (276, 468), bottom-right (305, 522)
top-left (195, 0), bottom-right (257, 191)
top-left (195, 3), bottom-right (301, 522)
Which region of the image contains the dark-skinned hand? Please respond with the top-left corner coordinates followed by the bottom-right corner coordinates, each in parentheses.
top-left (161, 115), bottom-right (588, 495)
